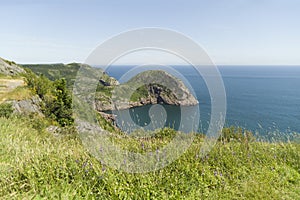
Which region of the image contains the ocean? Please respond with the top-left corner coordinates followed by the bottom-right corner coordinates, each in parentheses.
top-left (104, 65), bottom-right (300, 136)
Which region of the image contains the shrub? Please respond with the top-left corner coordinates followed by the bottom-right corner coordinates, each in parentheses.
top-left (52, 78), bottom-right (74, 126)
top-left (24, 68), bottom-right (74, 127)
top-left (23, 69), bottom-right (53, 99)
top-left (154, 127), bottom-right (177, 139)
top-left (0, 103), bottom-right (14, 118)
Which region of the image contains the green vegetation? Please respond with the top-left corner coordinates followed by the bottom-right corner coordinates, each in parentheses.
top-left (1, 86), bottom-right (32, 102)
top-left (23, 68), bottom-right (74, 126)
top-left (130, 85), bottom-right (148, 102)
top-left (22, 63), bottom-right (80, 89)
top-left (0, 115), bottom-right (299, 199)
top-left (0, 103), bottom-right (13, 118)
top-left (2, 58), bottom-right (16, 66)
top-left (1, 63), bottom-right (299, 199)
top-left (22, 63), bottom-right (119, 110)
top-left (21, 65), bottom-right (187, 109)
top-left (22, 63), bottom-right (116, 91)
top-left (0, 77), bottom-right (27, 103)
top-left (96, 85), bottom-right (113, 97)
top-left (45, 78), bottom-right (74, 126)
top-left (129, 83), bottom-right (174, 102)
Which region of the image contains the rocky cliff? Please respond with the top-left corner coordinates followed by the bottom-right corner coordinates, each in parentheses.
top-left (95, 70), bottom-right (198, 111)
top-left (1, 59), bottom-right (198, 116)
top-left (0, 57), bottom-right (25, 75)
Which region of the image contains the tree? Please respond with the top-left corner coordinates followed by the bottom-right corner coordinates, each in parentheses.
top-left (50, 78), bottom-right (74, 126)
top-left (24, 68), bottom-right (74, 126)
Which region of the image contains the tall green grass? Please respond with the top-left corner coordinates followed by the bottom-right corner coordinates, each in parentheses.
top-left (0, 116), bottom-right (299, 199)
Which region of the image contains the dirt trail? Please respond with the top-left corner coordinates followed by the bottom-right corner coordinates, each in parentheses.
top-left (0, 78), bottom-right (25, 102)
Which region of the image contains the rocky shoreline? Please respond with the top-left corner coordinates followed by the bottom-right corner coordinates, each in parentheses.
top-left (1, 58), bottom-right (199, 128)
top-left (94, 70), bottom-right (199, 112)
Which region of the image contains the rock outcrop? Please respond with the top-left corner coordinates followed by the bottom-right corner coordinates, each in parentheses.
top-left (94, 70), bottom-right (198, 111)
top-left (11, 95), bottom-right (44, 116)
top-left (0, 57), bottom-right (25, 75)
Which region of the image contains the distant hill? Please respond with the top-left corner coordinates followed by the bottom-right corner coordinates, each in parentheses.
top-left (22, 63), bottom-right (120, 90)
top-left (22, 62), bottom-right (199, 111)
top-left (22, 63), bottom-right (80, 89)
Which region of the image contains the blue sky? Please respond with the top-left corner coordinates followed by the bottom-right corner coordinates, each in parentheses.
top-left (0, 0), bottom-right (300, 65)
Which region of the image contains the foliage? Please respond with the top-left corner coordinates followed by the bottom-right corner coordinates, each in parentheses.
top-left (220, 126), bottom-right (255, 143)
top-left (96, 85), bottom-right (113, 97)
top-left (23, 68), bottom-right (74, 126)
top-left (0, 103), bottom-right (13, 118)
top-left (10, 66), bottom-right (299, 199)
top-left (22, 63), bottom-right (80, 89)
top-left (153, 127), bottom-right (177, 139)
top-left (23, 69), bottom-right (52, 99)
top-left (130, 85), bottom-right (148, 102)
top-left (1, 86), bottom-right (32, 102)
top-left (42, 78), bottom-right (74, 126)
top-left (0, 116), bottom-right (299, 199)
top-left (96, 112), bottom-right (120, 133)
top-left (22, 63), bottom-right (116, 90)
top-left (2, 58), bottom-right (16, 65)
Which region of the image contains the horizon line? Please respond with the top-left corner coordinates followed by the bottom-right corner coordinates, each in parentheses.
top-left (19, 62), bottom-right (300, 67)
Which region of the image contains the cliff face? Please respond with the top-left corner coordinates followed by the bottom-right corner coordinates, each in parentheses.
top-left (0, 58), bottom-right (43, 117)
top-left (136, 70), bottom-right (198, 106)
top-left (21, 63), bottom-right (198, 113)
top-left (95, 70), bottom-right (198, 111)
top-left (0, 58), bottom-right (198, 131)
top-left (0, 58), bottom-right (25, 75)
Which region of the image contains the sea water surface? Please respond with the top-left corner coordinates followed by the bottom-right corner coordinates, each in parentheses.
top-left (105, 65), bottom-right (300, 135)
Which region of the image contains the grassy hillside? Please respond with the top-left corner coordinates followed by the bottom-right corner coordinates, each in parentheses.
top-left (22, 63), bottom-right (118, 89)
top-left (22, 63), bottom-right (80, 89)
top-left (22, 64), bottom-right (198, 110)
top-left (1, 61), bottom-right (299, 199)
top-left (0, 116), bottom-right (299, 199)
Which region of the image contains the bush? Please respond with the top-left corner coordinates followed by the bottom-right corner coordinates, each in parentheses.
top-left (23, 69), bottom-right (53, 99)
top-left (0, 103), bottom-right (14, 118)
top-left (154, 127), bottom-right (177, 139)
top-left (24, 68), bottom-right (74, 127)
top-left (50, 78), bottom-right (74, 126)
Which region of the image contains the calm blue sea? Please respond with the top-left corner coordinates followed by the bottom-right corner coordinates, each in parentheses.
top-left (105, 65), bottom-right (300, 135)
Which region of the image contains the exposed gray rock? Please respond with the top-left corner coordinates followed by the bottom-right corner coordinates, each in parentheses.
top-left (99, 75), bottom-right (119, 86)
top-left (75, 119), bottom-right (107, 135)
top-left (94, 70), bottom-right (198, 111)
top-left (11, 95), bottom-right (44, 116)
top-left (129, 71), bottom-right (199, 107)
top-left (0, 57), bottom-right (25, 75)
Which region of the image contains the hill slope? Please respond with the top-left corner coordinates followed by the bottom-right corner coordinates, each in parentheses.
top-left (0, 78), bottom-right (25, 103)
top-left (0, 57), bottom-right (299, 199)
top-left (23, 63), bottom-right (199, 111)
top-left (0, 57), bottom-right (24, 75)
top-left (0, 117), bottom-right (299, 199)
